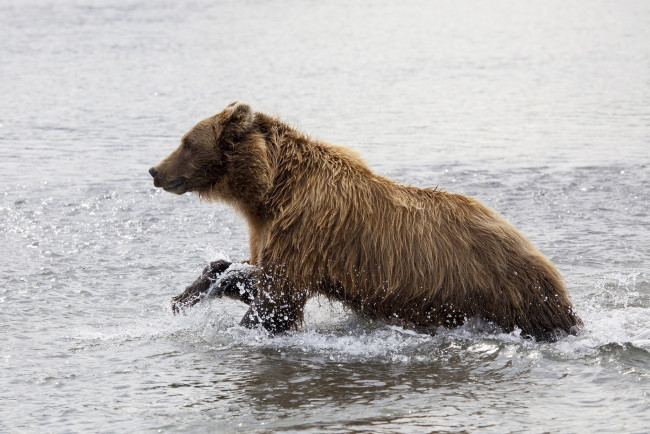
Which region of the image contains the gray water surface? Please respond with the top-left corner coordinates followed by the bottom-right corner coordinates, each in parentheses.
top-left (1, 0), bottom-right (649, 432)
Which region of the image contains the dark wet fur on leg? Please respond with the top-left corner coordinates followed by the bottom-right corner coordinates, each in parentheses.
top-left (171, 260), bottom-right (258, 314)
top-left (172, 260), bottom-right (231, 314)
top-left (211, 267), bottom-right (258, 304)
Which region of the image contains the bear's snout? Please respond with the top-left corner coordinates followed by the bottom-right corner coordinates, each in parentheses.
top-left (149, 167), bottom-right (158, 178)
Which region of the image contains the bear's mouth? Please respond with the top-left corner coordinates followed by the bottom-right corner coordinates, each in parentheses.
top-left (162, 178), bottom-right (187, 194)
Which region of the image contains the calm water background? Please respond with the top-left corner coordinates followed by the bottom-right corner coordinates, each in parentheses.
top-left (1, 0), bottom-right (649, 432)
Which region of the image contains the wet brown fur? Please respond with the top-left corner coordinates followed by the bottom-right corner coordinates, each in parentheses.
top-left (151, 102), bottom-right (581, 341)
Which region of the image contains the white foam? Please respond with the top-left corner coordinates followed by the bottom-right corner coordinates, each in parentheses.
top-left (68, 269), bottom-right (649, 362)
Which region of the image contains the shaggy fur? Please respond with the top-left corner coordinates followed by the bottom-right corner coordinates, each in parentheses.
top-left (151, 102), bottom-right (581, 341)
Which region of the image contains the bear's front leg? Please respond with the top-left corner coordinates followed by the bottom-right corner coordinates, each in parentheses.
top-left (239, 273), bottom-right (307, 334)
top-left (212, 264), bottom-right (260, 304)
top-left (172, 260), bottom-right (231, 313)
top-left (171, 260), bottom-right (259, 313)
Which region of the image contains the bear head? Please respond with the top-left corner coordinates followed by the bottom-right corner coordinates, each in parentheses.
top-left (149, 102), bottom-right (254, 195)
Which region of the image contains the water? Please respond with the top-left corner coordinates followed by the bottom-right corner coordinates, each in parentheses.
top-left (1, 0), bottom-right (649, 431)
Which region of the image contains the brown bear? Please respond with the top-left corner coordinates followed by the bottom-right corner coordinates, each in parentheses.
top-left (149, 102), bottom-right (581, 341)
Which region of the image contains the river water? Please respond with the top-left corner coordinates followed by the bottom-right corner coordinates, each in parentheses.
top-left (1, 0), bottom-right (649, 432)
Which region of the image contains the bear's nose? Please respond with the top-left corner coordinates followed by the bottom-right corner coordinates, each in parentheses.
top-left (149, 167), bottom-right (158, 178)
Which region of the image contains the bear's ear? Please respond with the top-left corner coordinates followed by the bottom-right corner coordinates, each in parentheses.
top-left (223, 101), bottom-right (253, 138)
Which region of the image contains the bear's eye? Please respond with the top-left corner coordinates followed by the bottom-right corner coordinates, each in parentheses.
top-left (183, 140), bottom-right (192, 151)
